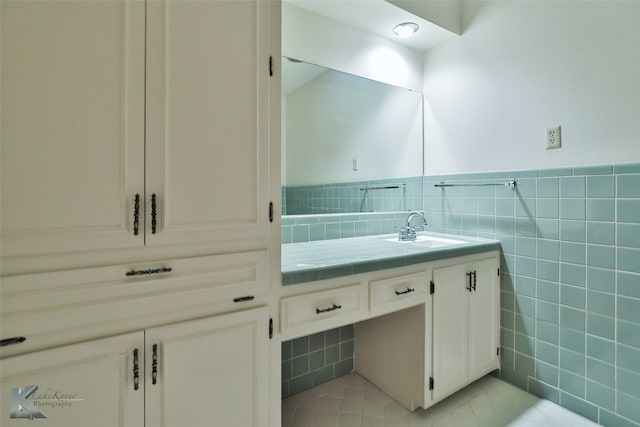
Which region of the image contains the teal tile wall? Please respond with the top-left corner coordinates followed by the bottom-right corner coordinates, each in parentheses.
top-left (281, 325), bottom-right (354, 398)
top-left (283, 176), bottom-right (422, 215)
top-left (425, 163), bottom-right (640, 427)
top-left (282, 211), bottom-right (417, 244)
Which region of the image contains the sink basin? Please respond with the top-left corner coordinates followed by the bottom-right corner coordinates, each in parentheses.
top-left (384, 235), bottom-right (467, 248)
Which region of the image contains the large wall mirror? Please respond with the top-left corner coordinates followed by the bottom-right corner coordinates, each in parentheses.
top-left (282, 57), bottom-right (424, 215)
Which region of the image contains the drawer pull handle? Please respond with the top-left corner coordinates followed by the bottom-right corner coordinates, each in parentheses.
top-left (133, 193), bottom-right (141, 236)
top-left (133, 349), bottom-right (140, 391)
top-left (316, 304), bottom-right (342, 314)
top-left (466, 271), bottom-right (477, 291)
top-left (151, 193), bottom-right (158, 234)
top-left (0, 336), bottom-right (26, 347)
top-left (152, 344), bottom-right (159, 385)
top-left (233, 296), bottom-right (255, 303)
top-left (126, 267), bottom-right (173, 277)
top-left (395, 287), bottom-right (415, 295)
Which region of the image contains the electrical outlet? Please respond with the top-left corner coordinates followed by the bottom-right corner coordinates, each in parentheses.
top-left (545, 126), bottom-right (561, 149)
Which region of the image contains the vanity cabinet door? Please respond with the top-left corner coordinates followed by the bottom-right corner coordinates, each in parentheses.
top-left (467, 258), bottom-right (500, 380)
top-left (0, 0), bottom-right (145, 257)
top-left (144, 306), bottom-right (269, 427)
top-left (145, 0), bottom-right (272, 248)
top-left (0, 332), bottom-right (144, 427)
top-left (432, 263), bottom-right (469, 401)
top-left (432, 257), bottom-right (500, 402)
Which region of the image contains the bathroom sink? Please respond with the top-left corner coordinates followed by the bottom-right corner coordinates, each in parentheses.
top-left (384, 235), bottom-right (467, 248)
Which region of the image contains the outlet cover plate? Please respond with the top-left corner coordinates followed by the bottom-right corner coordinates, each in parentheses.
top-left (546, 126), bottom-right (561, 149)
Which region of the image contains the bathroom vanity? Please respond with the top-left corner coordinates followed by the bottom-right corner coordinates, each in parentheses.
top-left (278, 232), bottom-right (501, 412)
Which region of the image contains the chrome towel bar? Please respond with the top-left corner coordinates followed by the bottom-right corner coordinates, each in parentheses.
top-left (434, 179), bottom-right (517, 189)
top-left (360, 184), bottom-right (406, 191)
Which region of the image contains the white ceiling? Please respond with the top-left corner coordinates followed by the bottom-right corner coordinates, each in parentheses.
top-left (284, 0), bottom-right (458, 52)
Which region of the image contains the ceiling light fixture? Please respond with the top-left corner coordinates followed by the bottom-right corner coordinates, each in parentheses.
top-left (392, 22), bottom-right (419, 38)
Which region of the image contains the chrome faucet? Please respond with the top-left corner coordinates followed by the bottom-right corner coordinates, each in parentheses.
top-left (398, 212), bottom-right (428, 241)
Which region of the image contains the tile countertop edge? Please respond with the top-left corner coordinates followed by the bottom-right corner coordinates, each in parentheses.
top-left (282, 235), bottom-right (502, 286)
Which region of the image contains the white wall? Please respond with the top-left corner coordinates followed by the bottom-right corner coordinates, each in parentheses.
top-left (423, 0), bottom-right (640, 175)
top-left (282, 2), bottom-right (424, 92)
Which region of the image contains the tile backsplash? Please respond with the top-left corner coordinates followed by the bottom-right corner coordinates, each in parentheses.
top-left (281, 211), bottom-right (417, 244)
top-left (281, 162), bottom-right (640, 427)
top-left (281, 325), bottom-right (355, 398)
top-left (282, 176), bottom-right (423, 215)
top-left (424, 163), bottom-right (640, 427)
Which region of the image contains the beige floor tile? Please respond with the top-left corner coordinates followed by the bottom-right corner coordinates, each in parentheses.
top-left (361, 416), bottom-right (385, 427)
top-left (282, 373), bottom-right (598, 427)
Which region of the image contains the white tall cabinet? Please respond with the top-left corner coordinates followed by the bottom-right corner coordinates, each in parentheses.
top-left (1, 307), bottom-right (269, 427)
top-left (1, 0), bottom-right (272, 258)
top-left (1, 1), bottom-right (279, 426)
top-left (1, 0), bottom-right (146, 256)
top-left (0, 332), bottom-right (144, 427)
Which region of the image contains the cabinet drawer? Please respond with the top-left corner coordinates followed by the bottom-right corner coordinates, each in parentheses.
top-left (280, 284), bottom-right (367, 339)
top-left (369, 271), bottom-right (428, 315)
top-left (1, 251), bottom-right (268, 357)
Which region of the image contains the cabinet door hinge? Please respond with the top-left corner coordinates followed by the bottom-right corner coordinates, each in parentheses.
top-left (269, 318), bottom-right (273, 339)
top-left (269, 56), bottom-right (273, 77)
top-left (269, 202), bottom-right (274, 223)
top-left (429, 376), bottom-right (434, 390)
top-left (430, 280), bottom-right (435, 294)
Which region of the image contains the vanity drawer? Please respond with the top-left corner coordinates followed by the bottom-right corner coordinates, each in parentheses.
top-left (369, 271), bottom-right (429, 315)
top-left (280, 284), bottom-right (367, 339)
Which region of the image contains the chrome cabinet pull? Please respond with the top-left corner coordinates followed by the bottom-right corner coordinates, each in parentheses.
top-left (151, 193), bottom-right (158, 234)
top-left (316, 304), bottom-right (342, 314)
top-left (133, 349), bottom-right (140, 391)
top-left (125, 267), bottom-right (172, 277)
top-left (395, 287), bottom-right (415, 296)
top-left (133, 194), bottom-right (140, 236)
top-left (151, 344), bottom-right (158, 385)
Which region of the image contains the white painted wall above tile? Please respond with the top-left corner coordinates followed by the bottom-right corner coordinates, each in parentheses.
top-left (422, 0), bottom-right (640, 174)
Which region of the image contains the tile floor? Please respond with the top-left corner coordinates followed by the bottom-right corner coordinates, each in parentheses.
top-left (282, 373), bottom-right (600, 427)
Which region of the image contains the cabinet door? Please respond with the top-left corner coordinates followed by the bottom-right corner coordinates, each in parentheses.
top-left (145, 306), bottom-right (269, 427)
top-left (432, 263), bottom-right (470, 401)
top-left (0, 332), bottom-right (144, 427)
top-left (0, 1), bottom-right (145, 257)
top-left (468, 258), bottom-right (500, 379)
top-left (145, 0), bottom-right (271, 247)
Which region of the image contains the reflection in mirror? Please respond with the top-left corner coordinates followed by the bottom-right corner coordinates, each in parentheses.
top-left (282, 57), bottom-right (424, 215)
